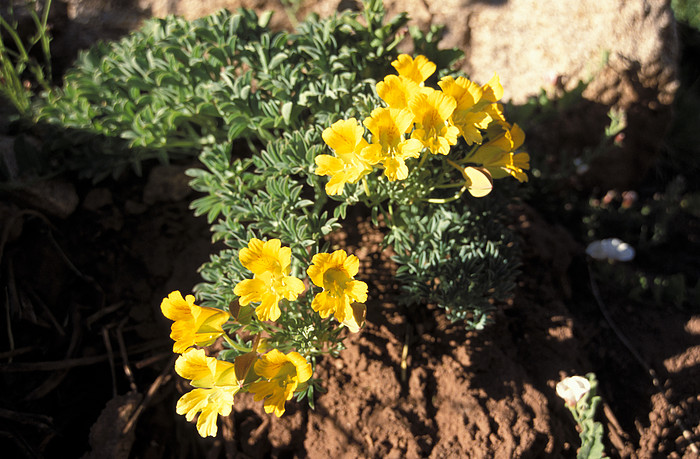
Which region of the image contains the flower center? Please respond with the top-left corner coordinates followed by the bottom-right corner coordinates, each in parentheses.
top-left (323, 268), bottom-right (350, 297)
top-left (274, 362), bottom-right (298, 387)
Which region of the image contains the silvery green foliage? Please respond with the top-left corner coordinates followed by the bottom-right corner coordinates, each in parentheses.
top-left (36, 2), bottom-right (418, 179)
top-left (387, 196), bottom-right (520, 329)
top-left (37, 0), bottom-right (518, 333)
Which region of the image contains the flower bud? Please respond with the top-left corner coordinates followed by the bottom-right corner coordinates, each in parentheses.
top-left (556, 375), bottom-right (591, 406)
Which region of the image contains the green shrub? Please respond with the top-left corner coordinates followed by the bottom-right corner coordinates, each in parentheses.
top-left (36, 2), bottom-right (410, 178)
top-left (32, 0), bottom-right (528, 436)
top-left (32, 0), bottom-right (525, 328)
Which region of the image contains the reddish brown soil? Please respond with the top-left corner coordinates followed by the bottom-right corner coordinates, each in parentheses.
top-left (1, 164), bottom-right (698, 458)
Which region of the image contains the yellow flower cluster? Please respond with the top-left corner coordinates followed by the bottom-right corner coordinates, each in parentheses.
top-left (234, 238), bottom-right (368, 331)
top-left (233, 238), bottom-right (305, 322)
top-left (316, 54), bottom-right (530, 197)
top-left (174, 345), bottom-right (310, 436)
top-left (160, 239), bottom-right (368, 437)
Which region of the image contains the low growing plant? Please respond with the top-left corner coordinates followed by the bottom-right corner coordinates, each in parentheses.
top-left (582, 176), bottom-right (699, 310)
top-left (34, 0), bottom-right (431, 179)
top-left (557, 374), bottom-right (605, 459)
top-left (183, 38), bottom-right (525, 439)
top-left (36, 0), bottom-right (527, 437)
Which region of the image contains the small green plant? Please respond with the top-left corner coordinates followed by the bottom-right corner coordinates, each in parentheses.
top-left (35, 0), bottom-right (415, 179)
top-left (179, 1), bottom-right (526, 435)
top-left (36, 0), bottom-right (527, 437)
top-left (0, 0), bottom-right (53, 116)
top-left (557, 374), bottom-right (605, 459)
top-left (580, 173), bottom-right (699, 310)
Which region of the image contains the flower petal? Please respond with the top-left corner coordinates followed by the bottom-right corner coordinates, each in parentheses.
top-left (280, 275), bottom-right (306, 300)
top-left (481, 73), bottom-right (504, 102)
top-left (175, 348), bottom-right (213, 383)
top-left (176, 388), bottom-right (210, 421)
top-left (322, 118), bottom-right (365, 155)
top-left (345, 280), bottom-right (368, 303)
top-left (286, 351), bottom-right (313, 383)
top-left (391, 54), bottom-right (436, 84)
top-left (253, 349), bottom-right (289, 380)
top-left (315, 154), bottom-right (344, 176)
top-left (160, 291), bottom-right (194, 322)
top-left (463, 166), bottom-right (493, 198)
top-left (341, 302), bottom-right (367, 333)
top-left (233, 278), bottom-right (267, 306)
top-left (254, 292), bottom-right (281, 322)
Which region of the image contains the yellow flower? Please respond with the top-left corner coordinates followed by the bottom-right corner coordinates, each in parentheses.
top-left (469, 123), bottom-right (529, 183)
top-left (391, 54), bottom-right (436, 85)
top-left (307, 250), bottom-right (368, 325)
top-left (481, 72), bottom-right (504, 103)
top-left (500, 151), bottom-right (530, 182)
top-left (438, 76), bottom-right (491, 145)
top-left (376, 74), bottom-right (420, 110)
top-left (248, 349), bottom-right (312, 417)
top-left (479, 74), bottom-right (507, 125)
top-left (500, 122), bottom-right (525, 151)
top-left (174, 348), bottom-right (242, 438)
top-left (474, 151), bottom-right (530, 183)
top-left (160, 291), bottom-right (229, 353)
top-left (233, 239), bottom-right (305, 322)
top-left (409, 87), bottom-right (460, 155)
top-left (317, 118), bottom-right (378, 195)
top-left (238, 237), bottom-right (291, 275)
top-left (484, 102), bottom-right (506, 124)
top-left (176, 386), bottom-right (236, 437)
top-left (363, 107), bottom-right (423, 181)
top-left (461, 166), bottom-right (494, 198)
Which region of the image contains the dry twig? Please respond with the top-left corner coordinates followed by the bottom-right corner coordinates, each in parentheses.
top-left (121, 355), bottom-right (176, 435)
top-left (117, 317), bottom-right (138, 392)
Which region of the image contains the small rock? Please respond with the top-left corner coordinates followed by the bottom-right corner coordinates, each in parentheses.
top-left (82, 391), bottom-right (143, 459)
top-left (124, 200), bottom-right (148, 215)
top-left (83, 188), bottom-right (113, 211)
top-left (143, 165), bottom-right (192, 205)
top-left (16, 178), bottom-right (80, 218)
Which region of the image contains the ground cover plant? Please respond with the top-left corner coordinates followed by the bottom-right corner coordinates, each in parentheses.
top-left (143, 2), bottom-right (524, 436)
top-left (7, 0), bottom-right (528, 443)
top-left (0, 0), bottom-right (698, 457)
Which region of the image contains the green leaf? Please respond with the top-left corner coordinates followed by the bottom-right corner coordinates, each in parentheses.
top-left (281, 101), bottom-right (293, 125)
top-left (268, 51), bottom-right (288, 70)
top-left (228, 122), bottom-right (248, 140)
top-left (258, 10), bottom-right (273, 28)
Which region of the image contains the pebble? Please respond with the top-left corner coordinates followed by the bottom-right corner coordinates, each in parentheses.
top-left (17, 178), bottom-right (79, 218)
top-left (143, 164), bottom-right (192, 204)
top-left (83, 188), bottom-right (113, 211)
